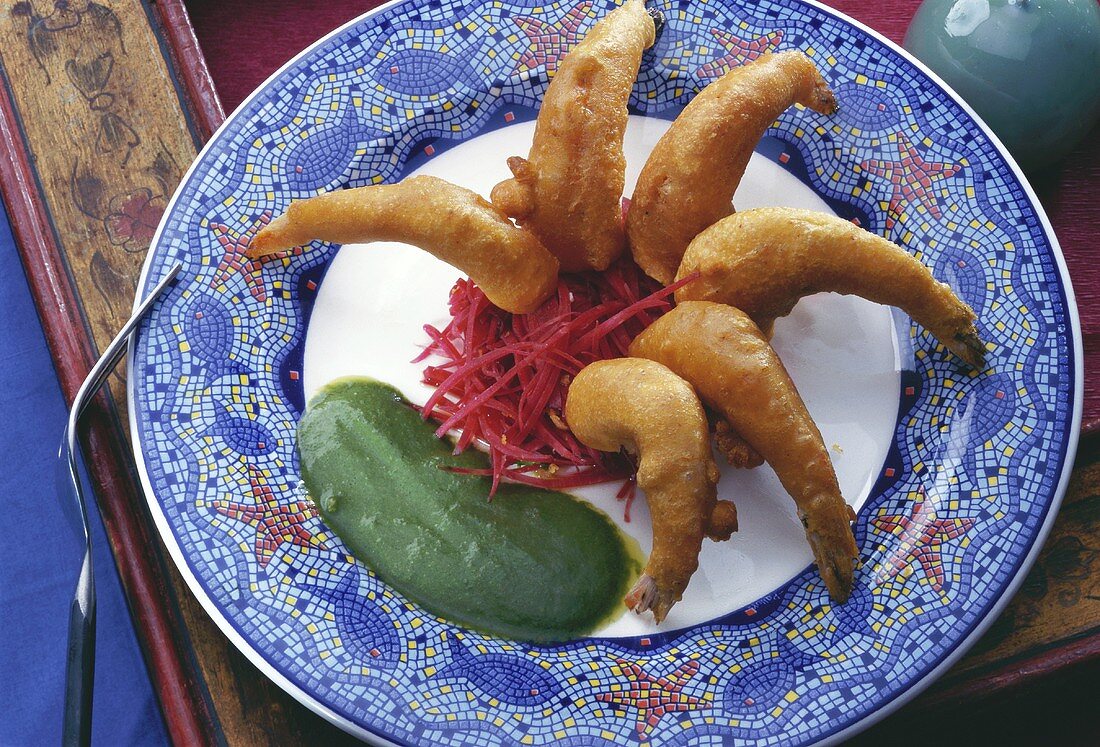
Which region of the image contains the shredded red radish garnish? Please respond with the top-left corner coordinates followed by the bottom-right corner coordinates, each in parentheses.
top-left (415, 253), bottom-right (698, 515)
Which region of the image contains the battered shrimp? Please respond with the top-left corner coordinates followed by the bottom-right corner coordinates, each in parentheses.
top-left (247, 176), bottom-right (559, 314)
top-left (564, 358), bottom-right (738, 622)
top-left (627, 51), bottom-right (838, 284)
top-left (490, 0), bottom-right (656, 272)
top-left (675, 207), bottom-right (986, 367)
top-left (630, 302), bottom-right (858, 602)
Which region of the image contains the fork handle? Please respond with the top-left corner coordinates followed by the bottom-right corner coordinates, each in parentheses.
top-left (62, 552), bottom-right (95, 747)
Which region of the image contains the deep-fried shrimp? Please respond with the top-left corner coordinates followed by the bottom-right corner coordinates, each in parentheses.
top-left (630, 302), bottom-right (858, 602)
top-left (675, 207), bottom-right (986, 367)
top-left (491, 0), bottom-right (656, 272)
top-left (247, 175), bottom-right (559, 314)
top-left (564, 358), bottom-right (737, 622)
top-left (627, 51), bottom-right (838, 284)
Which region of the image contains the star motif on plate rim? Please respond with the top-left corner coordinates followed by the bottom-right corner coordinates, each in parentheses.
top-left (210, 213), bottom-right (303, 302)
top-left (871, 489), bottom-right (974, 592)
top-left (695, 28), bottom-right (783, 79)
top-left (512, 2), bottom-right (594, 76)
top-left (593, 657), bottom-right (709, 737)
top-left (210, 464), bottom-right (328, 568)
top-left (860, 134), bottom-right (963, 229)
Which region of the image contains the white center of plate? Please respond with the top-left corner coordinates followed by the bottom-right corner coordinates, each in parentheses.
top-left (303, 117), bottom-right (901, 637)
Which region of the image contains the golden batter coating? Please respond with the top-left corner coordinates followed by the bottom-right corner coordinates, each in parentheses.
top-left (564, 358), bottom-right (737, 623)
top-left (491, 0), bottom-right (656, 272)
top-left (247, 176), bottom-right (559, 314)
top-left (626, 51), bottom-right (838, 284)
top-left (675, 207), bottom-right (985, 367)
top-left (630, 302), bottom-right (858, 602)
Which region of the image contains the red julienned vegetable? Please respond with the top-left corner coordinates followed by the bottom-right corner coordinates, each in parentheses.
top-left (414, 253), bottom-right (698, 520)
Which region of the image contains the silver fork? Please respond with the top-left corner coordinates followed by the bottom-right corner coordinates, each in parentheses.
top-left (58, 262), bottom-right (181, 747)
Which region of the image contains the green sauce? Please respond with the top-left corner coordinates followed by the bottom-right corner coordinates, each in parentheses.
top-left (298, 377), bottom-right (641, 642)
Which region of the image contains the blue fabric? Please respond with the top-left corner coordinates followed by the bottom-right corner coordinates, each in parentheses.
top-left (0, 202), bottom-right (168, 746)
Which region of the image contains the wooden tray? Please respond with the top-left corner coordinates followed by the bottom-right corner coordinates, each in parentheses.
top-left (0, 0), bottom-right (1095, 743)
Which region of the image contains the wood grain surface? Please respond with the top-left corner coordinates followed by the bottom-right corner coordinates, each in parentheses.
top-left (0, 0), bottom-right (1096, 744)
top-left (2, 0), bottom-right (198, 372)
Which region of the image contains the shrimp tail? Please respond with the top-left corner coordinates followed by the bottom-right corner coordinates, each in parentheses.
top-left (805, 71), bottom-right (839, 115)
top-left (800, 495), bottom-right (858, 603)
top-left (624, 573), bottom-right (677, 623)
top-left (950, 325), bottom-right (987, 369)
top-left (248, 208), bottom-right (306, 258)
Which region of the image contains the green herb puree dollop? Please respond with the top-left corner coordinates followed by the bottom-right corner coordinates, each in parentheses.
top-left (298, 377), bottom-right (641, 642)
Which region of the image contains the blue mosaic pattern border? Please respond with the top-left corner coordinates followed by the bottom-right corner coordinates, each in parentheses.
top-left (131, 0), bottom-right (1076, 744)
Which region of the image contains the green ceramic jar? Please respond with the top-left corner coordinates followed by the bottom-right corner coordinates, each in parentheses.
top-left (904, 0), bottom-right (1100, 172)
